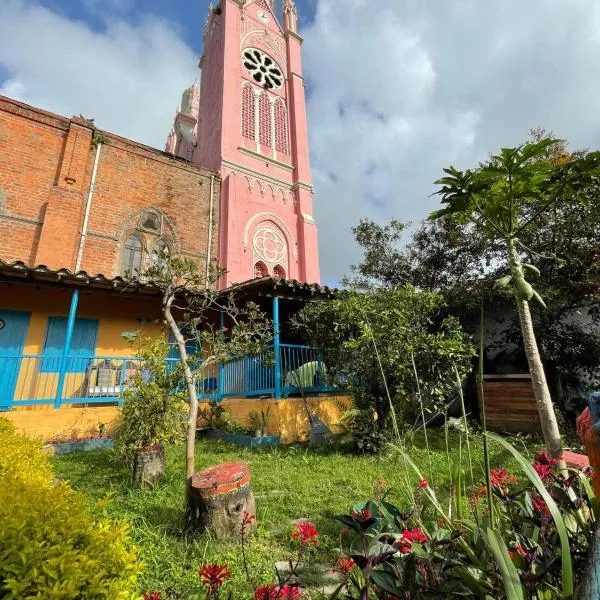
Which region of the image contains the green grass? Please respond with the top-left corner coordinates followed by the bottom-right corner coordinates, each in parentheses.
top-left (51, 430), bottom-right (539, 599)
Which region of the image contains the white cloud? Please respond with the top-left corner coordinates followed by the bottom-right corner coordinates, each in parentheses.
top-left (3, 0), bottom-right (600, 284)
top-left (0, 0), bottom-right (197, 148)
top-left (303, 0), bottom-right (600, 282)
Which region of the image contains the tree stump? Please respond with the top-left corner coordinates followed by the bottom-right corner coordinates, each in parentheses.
top-left (133, 444), bottom-right (165, 488)
top-left (188, 462), bottom-right (256, 540)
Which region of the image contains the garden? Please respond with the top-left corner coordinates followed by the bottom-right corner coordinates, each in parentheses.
top-left (2, 135), bottom-right (600, 599)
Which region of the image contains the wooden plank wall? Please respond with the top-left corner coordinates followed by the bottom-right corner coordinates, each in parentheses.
top-left (478, 376), bottom-right (541, 433)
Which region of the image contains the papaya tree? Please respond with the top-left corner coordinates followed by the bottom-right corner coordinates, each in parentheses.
top-left (431, 138), bottom-right (600, 458)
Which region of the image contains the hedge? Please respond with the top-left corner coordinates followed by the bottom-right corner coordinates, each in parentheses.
top-left (0, 418), bottom-right (142, 599)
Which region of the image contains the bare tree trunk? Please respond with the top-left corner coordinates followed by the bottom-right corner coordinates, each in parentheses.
top-left (514, 297), bottom-right (563, 458)
top-left (507, 239), bottom-right (563, 460)
top-left (163, 297), bottom-right (199, 489)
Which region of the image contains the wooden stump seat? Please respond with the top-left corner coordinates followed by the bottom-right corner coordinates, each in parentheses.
top-left (189, 462), bottom-right (256, 540)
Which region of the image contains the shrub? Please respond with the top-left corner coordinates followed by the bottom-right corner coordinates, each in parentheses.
top-left (114, 336), bottom-right (188, 463)
top-left (0, 418), bottom-right (141, 599)
top-left (295, 287), bottom-right (474, 449)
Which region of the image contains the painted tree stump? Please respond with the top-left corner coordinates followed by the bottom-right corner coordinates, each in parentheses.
top-left (133, 444), bottom-right (165, 488)
top-left (189, 462), bottom-right (256, 539)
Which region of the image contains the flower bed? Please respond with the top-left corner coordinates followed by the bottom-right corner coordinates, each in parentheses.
top-left (50, 438), bottom-right (114, 455)
top-left (203, 429), bottom-right (280, 448)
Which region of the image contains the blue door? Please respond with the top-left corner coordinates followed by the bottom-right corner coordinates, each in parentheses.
top-left (0, 310), bottom-right (31, 409)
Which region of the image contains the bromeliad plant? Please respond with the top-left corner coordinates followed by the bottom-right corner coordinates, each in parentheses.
top-left (328, 436), bottom-right (597, 599)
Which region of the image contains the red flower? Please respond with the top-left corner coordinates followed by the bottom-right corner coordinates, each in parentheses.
top-left (513, 544), bottom-right (527, 557)
top-left (419, 479), bottom-right (429, 489)
top-left (351, 508), bottom-right (372, 521)
top-left (536, 450), bottom-right (559, 467)
top-left (144, 594), bottom-right (161, 600)
top-left (532, 462), bottom-right (553, 480)
top-left (532, 496), bottom-right (551, 517)
top-left (490, 468), bottom-right (517, 487)
top-left (199, 563), bottom-right (232, 594)
top-left (291, 521), bottom-right (319, 545)
top-left (254, 584), bottom-right (302, 599)
top-left (332, 556), bottom-right (355, 574)
top-left (241, 510), bottom-right (256, 535)
top-left (396, 528), bottom-right (428, 554)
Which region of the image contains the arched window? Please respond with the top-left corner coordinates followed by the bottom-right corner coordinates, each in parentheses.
top-left (254, 262), bottom-right (268, 279)
top-left (273, 265), bottom-right (286, 280)
top-left (242, 84), bottom-right (255, 141)
top-left (274, 99), bottom-right (289, 155)
top-left (151, 238), bottom-right (170, 271)
top-left (259, 93), bottom-right (272, 148)
top-left (140, 209), bottom-right (162, 233)
top-left (121, 234), bottom-right (143, 276)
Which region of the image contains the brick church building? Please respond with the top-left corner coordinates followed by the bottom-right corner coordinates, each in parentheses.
top-left (0, 0), bottom-right (340, 440)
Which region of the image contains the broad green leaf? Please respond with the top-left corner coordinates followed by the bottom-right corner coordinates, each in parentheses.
top-left (486, 528), bottom-right (524, 600)
top-left (486, 432), bottom-right (574, 599)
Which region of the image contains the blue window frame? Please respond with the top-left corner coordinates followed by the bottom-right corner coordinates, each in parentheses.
top-left (40, 318), bottom-right (98, 373)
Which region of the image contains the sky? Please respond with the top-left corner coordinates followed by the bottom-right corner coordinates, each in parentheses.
top-left (2, 0), bottom-right (600, 285)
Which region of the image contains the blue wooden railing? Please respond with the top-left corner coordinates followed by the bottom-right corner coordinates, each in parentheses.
top-left (0, 344), bottom-right (335, 410)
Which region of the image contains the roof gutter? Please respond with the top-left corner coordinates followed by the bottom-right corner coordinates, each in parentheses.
top-left (205, 173), bottom-right (215, 285)
top-left (75, 142), bottom-right (102, 271)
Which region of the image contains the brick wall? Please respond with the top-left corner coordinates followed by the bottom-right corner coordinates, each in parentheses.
top-left (0, 95), bottom-right (219, 277)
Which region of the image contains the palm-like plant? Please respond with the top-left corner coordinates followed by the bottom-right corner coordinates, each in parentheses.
top-left (431, 138), bottom-right (600, 458)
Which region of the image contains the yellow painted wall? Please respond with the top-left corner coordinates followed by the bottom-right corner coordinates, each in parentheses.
top-left (0, 285), bottom-right (164, 409)
top-left (198, 395), bottom-right (353, 444)
top-left (5, 406), bottom-right (121, 443)
top-left (5, 395), bottom-right (353, 445)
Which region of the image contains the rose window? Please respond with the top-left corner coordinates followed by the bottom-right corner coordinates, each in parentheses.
top-left (242, 48), bottom-right (283, 90)
top-left (253, 226), bottom-right (287, 265)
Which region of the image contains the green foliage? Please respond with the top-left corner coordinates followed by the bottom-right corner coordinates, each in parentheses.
top-left (114, 336), bottom-right (187, 463)
top-left (331, 439), bottom-right (595, 598)
top-left (0, 418), bottom-right (141, 599)
top-left (337, 408), bottom-right (389, 454)
top-left (295, 287), bottom-right (474, 448)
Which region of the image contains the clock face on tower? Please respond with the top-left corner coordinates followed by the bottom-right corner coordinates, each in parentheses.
top-left (257, 10), bottom-right (270, 23)
top-left (242, 48), bottom-right (283, 89)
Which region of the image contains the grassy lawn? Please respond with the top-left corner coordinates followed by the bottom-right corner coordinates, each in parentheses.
top-left (52, 431), bottom-right (539, 599)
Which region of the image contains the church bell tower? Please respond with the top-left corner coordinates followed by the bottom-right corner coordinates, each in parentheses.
top-left (167, 0), bottom-right (320, 287)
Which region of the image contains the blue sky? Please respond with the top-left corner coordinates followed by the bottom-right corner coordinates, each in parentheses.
top-left (3, 0), bottom-right (600, 283)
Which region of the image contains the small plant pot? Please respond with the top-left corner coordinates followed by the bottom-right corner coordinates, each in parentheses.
top-left (133, 444), bottom-right (165, 488)
top-left (261, 428), bottom-right (268, 437)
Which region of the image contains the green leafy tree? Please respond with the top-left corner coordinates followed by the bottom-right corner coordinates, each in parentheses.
top-left (140, 257), bottom-right (272, 523)
top-left (348, 136), bottom-right (600, 416)
top-left (295, 287), bottom-right (473, 450)
top-left (431, 138), bottom-right (600, 457)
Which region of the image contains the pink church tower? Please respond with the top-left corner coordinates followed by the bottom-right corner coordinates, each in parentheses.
top-left (167, 0), bottom-right (320, 287)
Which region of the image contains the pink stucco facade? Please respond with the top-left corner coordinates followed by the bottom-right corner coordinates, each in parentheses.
top-left (166, 0), bottom-right (320, 287)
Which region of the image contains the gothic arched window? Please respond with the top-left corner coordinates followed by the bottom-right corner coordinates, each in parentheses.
top-left (274, 99), bottom-right (289, 155)
top-left (242, 84), bottom-right (255, 141)
top-left (259, 93), bottom-right (272, 149)
top-left (252, 223), bottom-right (288, 278)
top-left (121, 234), bottom-right (143, 276)
top-left (254, 261), bottom-right (268, 279)
top-left (273, 265), bottom-right (286, 280)
top-left (151, 238), bottom-right (171, 271)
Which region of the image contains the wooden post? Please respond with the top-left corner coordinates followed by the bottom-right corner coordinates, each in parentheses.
top-left (189, 462), bottom-right (256, 540)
